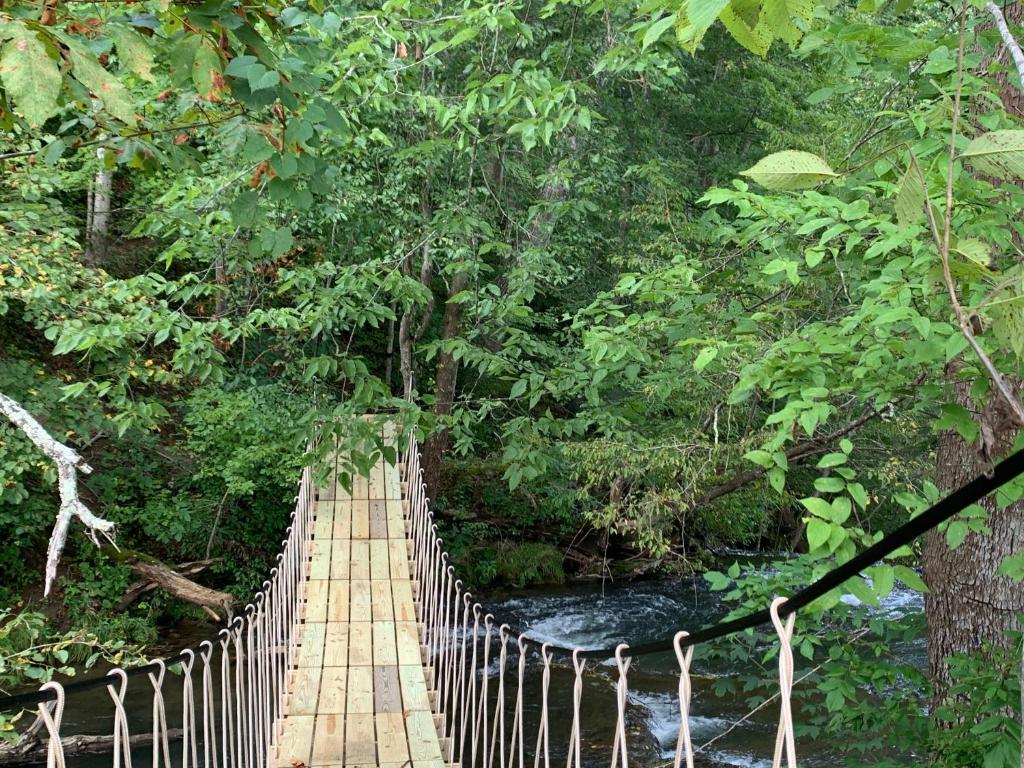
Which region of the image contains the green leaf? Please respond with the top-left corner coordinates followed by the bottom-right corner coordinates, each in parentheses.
top-left (0, 25), bottom-right (62, 127)
top-left (510, 379), bottom-right (527, 398)
top-left (847, 482), bottom-right (868, 509)
top-left (807, 518), bottom-right (831, 550)
top-left (740, 150), bottom-right (838, 190)
top-left (719, 3), bottom-right (773, 56)
top-left (845, 574), bottom-right (879, 606)
top-left (108, 25), bottom-right (156, 82)
top-left (952, 237), bottom-right (991, 268)
top-left (961, 130), bottom-right (1024, 179)
top-left (67, 43), bottom-right (137, 124)
top-left (814, 476), bottom-right (845, 493)
top-left (767, 466), bottom-right (785, 494)
top-left (643, 14), bottom-right (677, 50)
top-left (800, 496), bottom-right (833, 519)
top-left (193, 41), bottom-right (224, 101)
top-left (693, 346), bottom-right (718, 371)
top-left (831, 496), bottom-right (852, 524)
top-left (867, 565), bottom-right (894, 599)
top-left (894, 565), bottom-right (928, 592)
top-left (743, 449), bottom-right (773, 468)
top-left (816, 452), bottom-right (847, 469)
top-left (895, 155), bottom-right (925, 227)
top-left (677, 0), bottom-right (731, 53)
top-left (945, 519), bottom-right (969, 549)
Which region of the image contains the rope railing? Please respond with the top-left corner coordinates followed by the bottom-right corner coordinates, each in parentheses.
top-left (403, 430), bottom-right (1024, 768)
top-left (3, 463), bottom-right (316, 768)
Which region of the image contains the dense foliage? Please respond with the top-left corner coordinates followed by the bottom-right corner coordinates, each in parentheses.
top-left (2, 0), bottom-right (1024, 763)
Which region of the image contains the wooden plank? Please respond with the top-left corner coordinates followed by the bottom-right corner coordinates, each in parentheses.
top-left (384, 458), bottom-right (401, 500)
top-left (349, 580), bottom-right (372, 622)
top-left (314, 503), bottom-right (334, 539)
top-left (386, 506), bottom-right (405, 539)
top-left (396, 622), bottom-right (421, 666)
top-left (369, 540), bottom-right (390, 580)
top-left (309, 541), bottom-right (331, 580)
top-left (346, 665), bottom-right (374, 713)
top-left (333, 499), bottom-right (352, 540)
top-left (348, 623), bottom-right (373, 666)
top-left (319, 667), bottom-right (347, 714)
top-left (323, 623), bottom-right (349, 667)
top-left (330, 539), bottom-right (351, 580)
top-left (353, 470), bottom-right (370, 500)
top-left (388, 540), bottom-right (409, 580)
top-left (350, 540), bottom-right (370, 580)
top-left (373, 665), bottom-right (402, 713)
top-left (312, 713), bottom-right (344, 764)
top-left (327, 581), bottom-right (349, 623)
top-left (296, 623), bottom-right (326, 667)
top-left (351, 500), bottom-right (370, 539)
top-left (399, 665), bottom-right (430, 711)
top-left (392, 581), bottom-right (416, 622)
top-left (369, 500), bottom-right (388, 539)
top-left (273, 715), bottom-right (314, 767)
top-left (375, 712), bottom-right (409, 764)
top-left (406, 710), bottom-right (444, 762)
top-left (289, 665), bottom-right (321, 715)
top-left (371, 580), bottom-right (394, 621)
top-left (305, 580), bottom-right (329, 623)
top-left (343, 713), bottom-right (376, 764)
top-left (369, 462), bottom-right (386, 500)
top-left (372, 621), bottom-right (397, 666)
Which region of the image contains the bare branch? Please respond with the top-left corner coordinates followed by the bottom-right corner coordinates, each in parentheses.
top-left (986, 2), bottom-right (1024, 85)
top-left (0, 392), bottom-right (116, 595)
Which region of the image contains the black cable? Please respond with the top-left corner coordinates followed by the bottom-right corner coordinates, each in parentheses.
top-left (3, 447), bottom-right (1023, 710)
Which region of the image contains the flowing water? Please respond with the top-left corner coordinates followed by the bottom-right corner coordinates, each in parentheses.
top-left (22, 566), bottom-right (925, 768)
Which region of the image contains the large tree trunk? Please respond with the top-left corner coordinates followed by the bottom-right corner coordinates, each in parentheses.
top-left (922, 364), bottom-right (1024, 699)
top-left (398, 189), bottom-right (435, 400)
top-left (420, 270), bottom-right (470, 497)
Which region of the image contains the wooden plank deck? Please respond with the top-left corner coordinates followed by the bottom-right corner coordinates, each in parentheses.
top-left (270, 421), bottom-right (445, 768)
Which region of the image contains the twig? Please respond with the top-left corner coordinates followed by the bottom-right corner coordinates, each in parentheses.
top-left (986, 2), bottom-right (1024, 85)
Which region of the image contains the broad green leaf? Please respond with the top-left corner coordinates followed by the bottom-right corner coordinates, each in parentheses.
top-left (867, 565), bottom-right (895, 599)
top-left (894, 565), bottom-right (928, 592)
top-left (816, 452), bottom-right (847, 469)
top-left (193, 41), bottom-right (224, 101)
top-left (719, 4), bottom-right (773, 57)
top-left (108, 25), bottom-right (156, 82)
top-left (895, 155), bottom-right (925, 227)
top-left (945, 519), bottom-right (969, 549)
top-left (960, 130), bottom-right (1024, 179)
top-left (677, 0), bottom-right (729, 53)
top-left (0, 25), bottom-right (62, 126)
top-left (642, 14), bottom-right (677, 50)
top-left (831, 496), bottom-right (851, 524)
top-left (807, 518), bottom-right (830, 550)
top-left (847, 482), bottom-right (868, 509)
top-left (800, 496), bottom-right (832, 519)
top-left (693, 346), bottom-right (718, 371)
top-left (741, 150), bottom-right (837, 190)
top-left (68, 43), bottom-right (137, 124)
top-left (743, 449), bottom-right (773, 468)
top-left (846, 574), bottom-right (879, 606)
top-left (952, 237), bottom-right (991, 268)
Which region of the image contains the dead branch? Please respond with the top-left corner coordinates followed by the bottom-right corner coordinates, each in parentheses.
top-left (0, 727), bottom-right (184, 765)
top-left (0, 393), bottom-right (116, 595)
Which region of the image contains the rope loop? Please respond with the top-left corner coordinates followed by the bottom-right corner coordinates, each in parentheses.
top-left (38, 681), bottom-right (65, 768)
top-left (533, 643), bottom-right (553, 768)
top-left (770, 597), bottom-right (797, 768)
top-left (672, 631), bottom-right (695, 768)
top-left (180, 650), bottom-right (198, 768)
top-left (566, 649), bottom-right (585, 768)
top-left (611, 644), bottom-right (631, 768)
top-left (147, 659), bottom-right (172, 768)
top-left (106, 670), bottom-right (132, 768)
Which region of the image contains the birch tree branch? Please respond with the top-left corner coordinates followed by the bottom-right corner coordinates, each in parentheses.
top-left (0, 392), bottom-right (116, 595)
top-left (986, 2), bottom-right (1024, 84)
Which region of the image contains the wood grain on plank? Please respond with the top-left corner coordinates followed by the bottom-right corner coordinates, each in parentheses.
top-left (372, 665), bottom-right (402, 713)
top-left (348, 623), bottom-right (373, 666)
top-left (343, 713), bottom-right (376, 764)
top-left (371, 579), bottom-right (394, 621)
top-left (311, 714), bottom-right (344, 764)
top-left (319, 667), bottom-right (347, 714)
top-left (346, 665), bottom-right (374, 714)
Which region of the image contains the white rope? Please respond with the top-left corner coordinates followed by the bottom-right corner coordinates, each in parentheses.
top-left (468, 603), bottom-right (483, 768)
top-left (477, 614), bottom-right (494, 768)
top-left (199, 641), bottom-right (218, 768)
top-left (218, 629), bottom-right (235, 768)
top-left (180, 650), bottom-right (198, 768)
top-left (610, 644), bottom-right (631, 768)
top-left (488, 624), bottom-right (510, 768)
top-left (533, 643), bottom-right (553, 768)
top-left (566, 650), bottom-right (585, 768)
top-left (672, 632), bottom-right (695, 768)
top-left (508, 635), bottom-right (528, 768)
top-left (770, 597), bottom-right (797, 768)
top-left (147, 659), bottom-right (171, 768)
top-left (37, 682), bottom-right (65, 768)
top-left (106, 669), bottom-right (132, 768)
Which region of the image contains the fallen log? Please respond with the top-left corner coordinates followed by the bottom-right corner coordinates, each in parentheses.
top-left (129, 560), bottom-right (233, 621)
top-left (117, 559), bottom-right (219, 611)
top-left (0, 728), bottom-right (184, 765)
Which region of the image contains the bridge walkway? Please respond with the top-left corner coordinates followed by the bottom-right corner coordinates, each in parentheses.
top-left (270, 423), bottom-right (444, 768)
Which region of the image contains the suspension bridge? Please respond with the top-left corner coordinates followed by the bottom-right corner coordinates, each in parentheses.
top-left (4, 420), bottom-right (1024, 768)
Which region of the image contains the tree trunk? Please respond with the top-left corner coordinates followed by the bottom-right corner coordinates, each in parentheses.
top-left (398, 189), bottom-right (435, 400)
top-left (922, 363), bottom-right (1024, 699)
top-left (420, 270), bottom-right (470, 497)
top-left (84, 148), bottom-right (111, 266)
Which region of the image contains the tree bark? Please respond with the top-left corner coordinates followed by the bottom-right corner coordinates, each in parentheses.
top-left (84, 147), bottom-right (111, 266)
top-left (922, 363), bottom-right (1024, 698)
top-left (0, 728), bottom-right (184, 765)
top-left (420, 270), bottom-right (470, 497)
top-left (398, 189), bottom-right (435, 400)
